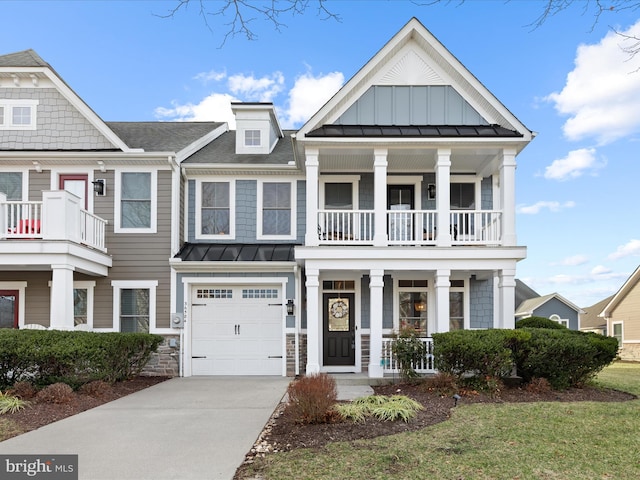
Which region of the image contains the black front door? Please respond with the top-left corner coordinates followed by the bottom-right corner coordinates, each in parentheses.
top-left (323, 293), bottom-right (355, 366)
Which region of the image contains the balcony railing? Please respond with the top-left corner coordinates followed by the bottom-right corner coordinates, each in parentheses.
top-left (381, 337), bottom-right (435, 374)
top-left (317, 209), bottom-right (502, 246)
top-left (0, 196), bottom-right (108, 252)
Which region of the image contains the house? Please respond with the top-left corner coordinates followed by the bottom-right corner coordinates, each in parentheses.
top-left (579, 296), bottom-right (611, 335)
top-left (514, 279), bottom-right (583, 330)
top-left (600, 266), bottom-right (640, 361)
top-left (0, 48), bottom-right (224, 375)
top-left (0, 17), bottom-right (534, 379)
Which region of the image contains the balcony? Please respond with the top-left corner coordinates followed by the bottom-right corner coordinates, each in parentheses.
top-left (0, 191), bottom-right (108, 252)
top-left (317, 209), bottom-right (502, 246)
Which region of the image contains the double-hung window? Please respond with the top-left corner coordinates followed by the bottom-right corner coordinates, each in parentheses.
top-left (259, 181), bottom-right (295, 238)
top-left (199, 181), bottom-right (234, 237)
top-left (0, 172), bottom-right (23, 200)
top-left (112, 281), bottom-right (157, 333)
top-left (116, 171), bottom-right (157, 233)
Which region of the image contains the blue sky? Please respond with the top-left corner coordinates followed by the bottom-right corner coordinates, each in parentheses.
top-left (2, 0), bottom-right (640, 308)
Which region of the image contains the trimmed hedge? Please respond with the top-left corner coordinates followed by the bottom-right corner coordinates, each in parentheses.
top-left (513, 328), bottom-right (618, 389)
top-left (433, 328), bottom-right (617, 390)
top-left (0, 330), bottom-right (163, 389)
top-left (516, 316), bottom-right (567, 330)
top-left (432, 329), bottom-right (530, 380)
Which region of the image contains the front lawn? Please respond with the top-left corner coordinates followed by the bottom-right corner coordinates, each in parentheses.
top-left (252, 362), bottom-right (640, 480)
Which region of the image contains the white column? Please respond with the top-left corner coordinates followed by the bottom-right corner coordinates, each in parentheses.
top-left (368, 269), bottom-right (384, 378)
top-left (435, 149), bottom-right (451, 247)
top-left (305, 269), bottom-right (321, 375)
top-left (305, 149), bottom-right (320, 247)
top-left (500, 149), bottom-right (517, 246)
top-left (435, 269), bottom-right (451, 333)
top-left (50, 264), bottom-right (75, 330)
top-left (373, 149), bottom-right (388, 247)
top-left (498, 269), bottom-right (517, 329)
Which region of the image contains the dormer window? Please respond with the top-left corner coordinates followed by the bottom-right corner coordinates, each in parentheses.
top-left (244, 129), bottom-right (261, 147)
top-left (0, 100), bottom-right (38, 130)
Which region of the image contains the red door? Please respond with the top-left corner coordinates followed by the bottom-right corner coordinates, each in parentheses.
top-left (0, 290), bottom-right (19, 329)
top-left (59, 174), bottom-right (88, 210)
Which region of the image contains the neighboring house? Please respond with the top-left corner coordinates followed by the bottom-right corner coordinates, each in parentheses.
top-left (514, 280), bottom-right (583, 330)
top-left (600, 266), bottom-right (640, 361)
top-left (0, 17), bottom-right (535, 379)
top-left (579, 296), bottom-right (612, 335)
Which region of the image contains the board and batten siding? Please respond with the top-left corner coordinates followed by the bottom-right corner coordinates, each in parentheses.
top-left (92, 168), bottom-right (173, 330)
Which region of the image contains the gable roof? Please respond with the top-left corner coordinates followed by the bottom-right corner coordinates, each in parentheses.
top-left (580, 295), bottom-right (613, 330)
top-left (296, 17), bottom-right (532, 146)
top-left (515, 279), bottom-right (540, 309)
top-left (602, 265), bottom-right (640, 317)
top-left (106, 122), bottom-right (225, 153)
top-left (0, 49), bottom-right (48, 68)
top-left (515, 292), bottom-right (584, 318)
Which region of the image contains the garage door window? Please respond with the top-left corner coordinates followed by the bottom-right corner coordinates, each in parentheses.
top-left (243, 288), bottom-right (278, 299)
top-left (197, 288), bottom-right (232, 299)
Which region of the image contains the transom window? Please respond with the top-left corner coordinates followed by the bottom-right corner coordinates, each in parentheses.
top-left (244, 129), bottom-right (261, 146)
top-left (322, 280), bottom-right (355, 290)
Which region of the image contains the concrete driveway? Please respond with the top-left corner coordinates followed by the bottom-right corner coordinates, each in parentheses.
top-left (0, 376), bottom-right (290, 480)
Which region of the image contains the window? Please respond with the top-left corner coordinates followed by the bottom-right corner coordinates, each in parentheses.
top-left (0, 172), bottom-right (23, 200)
top-left (0, 100), bottom-right (38, 130)
top-left (549, 314), bottom-right (569, 328)
top-left (112, 281), bottom-right (157, 333)
top-left (613, 323), bottom-right (623, 347)
top-left (399, 291), bottom-right (427, 336)
top-left (449, 279), bottom-right (466, 331)
top-left (200, 181), bottom-right (231, 236)
top-left (245, 130), bottom-right (261, 146)
top-left (450, 182), bottom-right (475, 209)
top-left (259, 181), bottom-right (294, 238)
top-left (116, 171), bottom-right (157, 233)
top-left (74, 289), bottom-right (88, 326)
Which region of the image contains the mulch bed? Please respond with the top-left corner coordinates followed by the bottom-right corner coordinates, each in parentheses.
top-left (234, 381), bottom-right (636, 479)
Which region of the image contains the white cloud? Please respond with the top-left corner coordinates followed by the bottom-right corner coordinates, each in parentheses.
top-left (194, 69), bottom-right (227, 83)
top-left (154, 93), bottom-right (238, 127)
top-left (228, 72), bottom-right (285, 102)
top-left (283, 71), bottom-right (344, 128)
top-left (544, 148), bottom-right (605, 181)
top-left (546, 20), bottom-right (640, 144)
top-left (558, 255), bottom-right (589, 266)
top-left (591, 265), bottom-right (612, 276)
top-left (608, 239), bottom-right (640, 260)
top-left (516, 200), bottom-right (576, 214)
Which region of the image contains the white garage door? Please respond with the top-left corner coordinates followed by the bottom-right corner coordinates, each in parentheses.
top-left (190, 285), bottom-right (283, 375)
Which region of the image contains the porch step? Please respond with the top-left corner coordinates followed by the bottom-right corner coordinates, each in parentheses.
top-left (328, 373), bottom-right (396, 387)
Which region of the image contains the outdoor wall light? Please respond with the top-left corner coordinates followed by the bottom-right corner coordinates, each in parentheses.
top-left (92, 179), bottom-right (106, 196)
top-left (286, 299), bottom-right (295, 315)
top-left (427, 183), bottom-right (436, 200)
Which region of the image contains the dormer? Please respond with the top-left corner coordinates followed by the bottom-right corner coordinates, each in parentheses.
top-left (231, 102), bottom-right (283, 154)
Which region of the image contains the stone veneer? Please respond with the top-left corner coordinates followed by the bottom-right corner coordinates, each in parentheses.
top-left (142, 336), bottom-right (181, 377)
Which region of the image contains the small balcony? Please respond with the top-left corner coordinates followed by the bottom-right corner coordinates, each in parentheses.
top-left (317, 209), bottom-right (503, 246)
top-left (0, 191), bottom-right (108, 252)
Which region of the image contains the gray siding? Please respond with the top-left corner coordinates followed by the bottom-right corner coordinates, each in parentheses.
top-left (236, 180), bottom-right (257, 242)
top-left (337, 86), bottom-right (488, 126)
top-left (360, 274), bottom-right (393, 330)
top-left (0, 88), bottom-right (116, 150)
top-left (470, 277), bottom-right (493, 329)
top-left (481, 176), bottom-right (493, 210)
top-left (28, 169), bottom-right (50, 201)
top-left (533, 299), bottom-right (580, 330)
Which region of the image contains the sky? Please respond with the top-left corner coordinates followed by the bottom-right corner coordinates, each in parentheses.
top-left (2, 0), bottom-right (640, 309)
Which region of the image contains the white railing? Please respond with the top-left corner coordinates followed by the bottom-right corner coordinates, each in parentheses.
top-left (450, 210), bottom-right (502, 244)
top-left (381, 337), bottom-right (435, 374)
top-left (318, 209), bottom-right (374, 244)
top-left (80, 210), bottom-right (108, 251)
top-left (388, 210), bottom-right (437, 245)
top-left (1, 198), bottom-right (107, 252)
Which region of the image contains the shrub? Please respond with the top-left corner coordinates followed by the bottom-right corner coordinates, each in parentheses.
top-left (525, 377), bottom-right (552, 394)
top-left (287, 373), bottom-right (337, 424)
top-left (432, 329), bottom-right (528, 380)
top-left (513, 328), bottom-right (618, 389)
top-left (0, 330), bottom-right (163, 389)
top-left (8, 381), bottom-right (37, 400)
top-left (0, 392), bottom-right (30, 414)
top-left (36, 383), bottom-right (75, 404)
top-left (516, 316), bottom-right (566, 330)
top-left (78, 380), bottom-right (112, 397)
top-left (420, 372), bottom-right (458, 396)
top-left (337, 395), bottom-right (423, 423)
top-left (391, 328), bottom-right (429, 380)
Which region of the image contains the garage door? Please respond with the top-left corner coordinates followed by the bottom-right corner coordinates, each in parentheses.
top-left (190, 285), bottom-right (283, 375)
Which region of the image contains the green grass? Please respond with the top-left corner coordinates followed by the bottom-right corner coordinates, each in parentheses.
top-left (252, 362), bottom-right (640, 480)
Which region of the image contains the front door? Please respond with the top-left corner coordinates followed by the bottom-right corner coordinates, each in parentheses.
top-left (323, 293), bottom-right (355, 366)
top-left (0, 290), bottom-right (18, 329)
top-left (388, 185), bottom-right (415, 241)
top-left (59, 174), bottom-right (88, 210)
